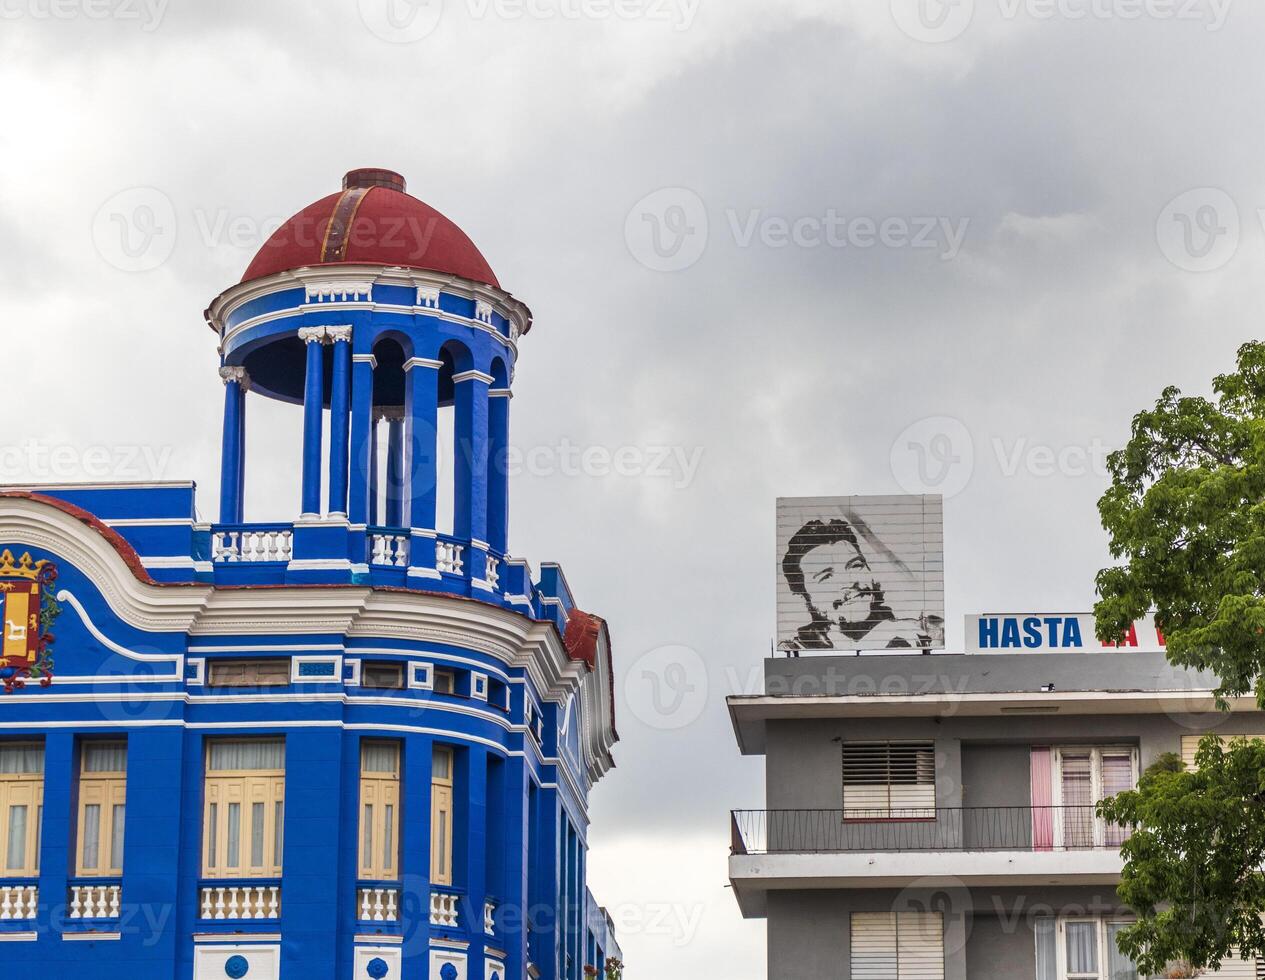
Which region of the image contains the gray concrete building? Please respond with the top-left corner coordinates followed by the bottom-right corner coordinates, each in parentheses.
top-left (728, 652), bottom-right (1265, 980)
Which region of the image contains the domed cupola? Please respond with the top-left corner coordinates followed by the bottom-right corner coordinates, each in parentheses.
top-left (203, 169), bottom-right (532, 598)
top-left (240, 168), bottom-right (501, 289)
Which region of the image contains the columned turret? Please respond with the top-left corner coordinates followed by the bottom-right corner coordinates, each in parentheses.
top-left (204, 168), bottom-right (531, 600)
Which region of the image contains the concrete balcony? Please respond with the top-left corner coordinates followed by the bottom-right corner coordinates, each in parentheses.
top-left (729, 807), bottom-right (1127, 917)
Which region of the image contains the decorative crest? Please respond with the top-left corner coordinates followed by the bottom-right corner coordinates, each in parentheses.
top-left (0, 550), bottom-right (58, 693)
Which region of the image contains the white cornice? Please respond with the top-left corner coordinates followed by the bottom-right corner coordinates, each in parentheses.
top-left (205, 265), bottom-right (532, 347)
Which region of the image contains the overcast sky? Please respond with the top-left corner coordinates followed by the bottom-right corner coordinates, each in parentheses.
top-left (5, 0), bottom-right (1265, 975)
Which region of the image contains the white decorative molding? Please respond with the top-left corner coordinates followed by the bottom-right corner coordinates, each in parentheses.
top-left (452, 370), bottom-right (494, 385)
top-left (488, 389), bottom-right (513, 399)
top-left (352, 353), bottom-right (378, 368)
top-left (305, 281), bottom-right (372, 304)
top-left (408, 662), bottom-right (434, 691)
top-left (291, 655), bottom-right (342, 685)
top-left (417, 286), bottom-right (441, 308)
top-left (187, 658), bottom-right (206, 686)
top-left (193, 943), bottom-right (281, 980)
top-left (475, 300), bottom-right (494, 324)
top-left (430, 948), bottom-right (468, 980)
top-left (325, 325), bottom-right (353, 343)
top-left (297, 326), bottom-right (327, 344)
top-left (472, 672), bottom-right (489, 701)
top-left (355, 946), bottom-right (402, 979)
top-left (56, 591), bottom-right (185, 671)
top-left (403, 357), bottom-right (444, 372)
top-left (219, 365), bottom-right (250, 389)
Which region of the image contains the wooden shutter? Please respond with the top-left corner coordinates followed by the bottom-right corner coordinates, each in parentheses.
top-left (843, 743), bottom-right (936, 816)
top-left (850, 912), bottom-right (944, 980)
top-left (1182, 734), bottom-right (1260, 770)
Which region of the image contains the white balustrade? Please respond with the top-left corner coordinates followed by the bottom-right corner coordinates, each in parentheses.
top-left (199, 885), bottom-right (281, 920)
top-left (0, 885), bottom-right (37, 920)
top-left (68, 883), bottom-right (121, 919)
top-left (430, 891), bottom-right (460, 928)
top-left (212, 529), bottom-right (293, 563)
top-left (484, 900), bottom-right (496, 935)
top-left (357, 887), bottom-right (400, 922)
top-left (486, 557), bottom-right (500, 590)
top-left (370, 533), bottom-right (409, 567)
top-left (436, 540), bottom-right (465, 575)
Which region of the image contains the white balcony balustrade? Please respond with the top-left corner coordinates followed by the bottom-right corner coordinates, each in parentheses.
top-left (68, 883), bottom-right (121, 919)
top-left (199, 884), bottom-right (281, 920)
top-left (370, 532), bottom-right (409, 567)
top-left (212, 528), bottom-right (293, 563)
top-left (435, 540), bottom-right (465, 575)
top-left (357, 886), bottom-right (400, 922)
top-left (0, 885), bottom-right (37, 920)
top-left (430, 890), bottom-right (460, 927)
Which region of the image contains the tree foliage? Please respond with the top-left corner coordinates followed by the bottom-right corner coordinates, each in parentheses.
top-left (1096, 341), bottom-right (1265, 702)
top-left (1098, 742), bottom-right (1265, 975)
top-left (1095, 342), bottom-right (1265, 972)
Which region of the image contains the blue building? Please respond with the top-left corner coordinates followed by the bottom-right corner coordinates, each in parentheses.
top-left (0, 168), bottom-right (620, 980)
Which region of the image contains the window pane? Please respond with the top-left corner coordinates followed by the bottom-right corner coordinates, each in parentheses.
top-left (82, 742), bottom-right (127, 773)
top-left (6, 805), bottom-right (27, 870)
top-left (82, 804), bottom-right (101, 871)
top-left (250, 802), bottom-right (265, 868)
top-left (227, 802), bottom-right (240, 869)
top-left (110, 804), bottom-right (125, 871)
top-left (1106, 923), bottom-right (1139, 980)
top-left (1035, 918), bottom-right (1057, 980)
top-left (362, 743), bottom-right (399, 774)
top-left (438, 811), bottom-right (448, 876)
top-left (1066, 921), bottom-right (1099, 975)
top-left (0, 745), bottom-right (43, 775)
top-left (383, 804), bottom-right (394, 872)
top-left (362, 804), bottom-right (373, 867)
top-left (208, 740), bottom-right (284, 772)
top-left (274, 801), bottom-right (283, 867)
top-left (1061, 753), bottom-right (1095, 848)
top-left (34, 805), bottom-right (40, 872)
top-left (433, 748), bottom-right (452, 781)
top-left (207, 803), bottom-right (218, 868)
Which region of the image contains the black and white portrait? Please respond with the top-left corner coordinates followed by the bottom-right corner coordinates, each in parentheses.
top-left (776, 495), bottom-right (946, 653)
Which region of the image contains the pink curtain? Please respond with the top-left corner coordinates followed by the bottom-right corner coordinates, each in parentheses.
top-left (1031, 747), bottom-right (1054, 851)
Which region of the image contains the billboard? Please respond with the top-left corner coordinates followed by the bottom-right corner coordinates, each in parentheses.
top-left (776, 495), bottom-right (945, 653)
top-left (966, 613), bottom-right (1166, 654)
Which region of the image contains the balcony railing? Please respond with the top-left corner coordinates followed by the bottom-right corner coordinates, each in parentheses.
top-left (211, 525), bottom-right (293, 563)
top-left (731, 807), bottom-right (1133, 855)
top-left (67, 880), bottom-right (121, 920)
top-left (199, 880), bottom-right (281, 920)
top-left (0, 882), bottom-right (37, 921)
top-left (356, 883), bottom-right (400, 922)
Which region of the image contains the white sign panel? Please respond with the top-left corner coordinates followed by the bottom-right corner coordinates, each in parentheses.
top-left (776, 495), bottom-right (945, 652)
top-left (966, 613), bottom-right (1166, 654)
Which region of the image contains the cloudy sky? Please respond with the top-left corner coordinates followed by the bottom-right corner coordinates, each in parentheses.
top-left (4, 0), bottom-right (1265, 974)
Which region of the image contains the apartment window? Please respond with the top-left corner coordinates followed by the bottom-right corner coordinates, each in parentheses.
top-left (361, 662), bottom-right (405, 690)
top-left (843, 741), bottom-right (936, 819)
top-left (207, 659), bottom-right (290, 687)
top-left (1036, 918), bottom-right (1140, 980)
top-left (433, 669), bottom-right (456, 696)
top-left (850, 911), bottom-right (944, 980)
top-left (0, 743), bottom-right (43, 877)
top-left (1054, 747), bottom-right (1137, 848)
top-left (359, 742), bottom-right (400, 880)
top-left (1181, 733), bottom-right (1263, 769)
top-left (203, 739), bottom-right (285, 879)
top-left (76, 741), bottom-right (127, 877)
top-left (431, 746), bottom-right (454, 886)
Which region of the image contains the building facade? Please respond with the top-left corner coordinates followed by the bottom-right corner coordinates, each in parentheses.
top-left (729, 651), bottom-right (1265, 979)
top-left (0, 168), bottom-right (619, 980)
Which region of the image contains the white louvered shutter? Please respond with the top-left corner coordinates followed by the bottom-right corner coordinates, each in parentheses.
top-left (1202, 954), bottom-right (1257, 978)
top-left (850, 912), bottom-right (944, 980)
top-left (852, 912), bottom-right (898, 980)
top-left (844, 743), bottom-right (936, 817)
top-left (1182, 734), bottom-right (1259, 770)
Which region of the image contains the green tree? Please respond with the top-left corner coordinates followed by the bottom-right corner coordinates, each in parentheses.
top-left (1095, 341), bottom-right (1265, 974)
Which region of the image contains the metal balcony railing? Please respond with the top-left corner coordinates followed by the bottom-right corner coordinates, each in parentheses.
top-left (730, 807), bottom-right (1133, 856)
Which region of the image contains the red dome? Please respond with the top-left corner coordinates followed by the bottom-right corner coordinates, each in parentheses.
top-left (242, 168), bottom-right (499, 288)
